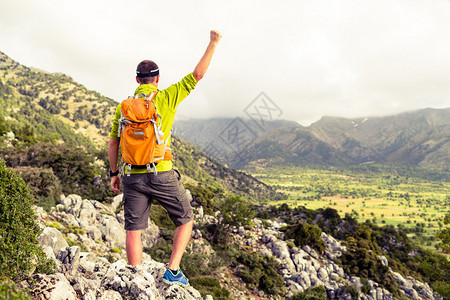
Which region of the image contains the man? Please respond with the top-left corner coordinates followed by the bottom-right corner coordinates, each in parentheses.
top-left (109, 30), bottom-right (221, 286)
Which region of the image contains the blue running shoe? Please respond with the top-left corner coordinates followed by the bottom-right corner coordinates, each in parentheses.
top-left (162, 268), bottom-right (189, 287)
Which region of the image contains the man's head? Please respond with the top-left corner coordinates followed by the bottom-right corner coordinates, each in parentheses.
top-left (136, 60), bottom-right (159, 85)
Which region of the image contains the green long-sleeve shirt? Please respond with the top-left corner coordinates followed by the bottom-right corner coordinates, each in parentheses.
top-left (110, 73), bottom-right (197, 173)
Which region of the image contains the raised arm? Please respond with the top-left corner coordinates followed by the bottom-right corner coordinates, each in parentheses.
top-left (192, 30), bottom-right (222, 82)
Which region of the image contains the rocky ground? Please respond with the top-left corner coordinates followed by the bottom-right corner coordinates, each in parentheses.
top-left (29, 193), bottom-right (442, 300)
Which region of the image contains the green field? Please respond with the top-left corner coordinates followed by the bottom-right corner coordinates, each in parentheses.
top-left (250, 165), bottom-right (449, 253)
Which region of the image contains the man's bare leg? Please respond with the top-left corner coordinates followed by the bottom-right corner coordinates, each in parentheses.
top-left (126, 230), bottom-right (143, 266)
top-left (167, 219), bottom-right (194, 270)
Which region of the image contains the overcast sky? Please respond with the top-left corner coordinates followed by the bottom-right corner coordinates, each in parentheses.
top-left (1, 0), bottom-right (449, 125)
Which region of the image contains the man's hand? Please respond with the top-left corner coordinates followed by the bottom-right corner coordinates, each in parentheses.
top-left (111, 175), bottom-right (121, 195)
top-left (210, 30), bottom-right (222, 44)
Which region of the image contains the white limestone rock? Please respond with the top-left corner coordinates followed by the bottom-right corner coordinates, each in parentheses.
top-left (37, 226), bottom-right (69, 255)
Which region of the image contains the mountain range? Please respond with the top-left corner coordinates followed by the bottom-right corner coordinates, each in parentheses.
top-left (2, 50), bottom-right (447, 171)
top-left (174, 108), bottom-right (450, 170)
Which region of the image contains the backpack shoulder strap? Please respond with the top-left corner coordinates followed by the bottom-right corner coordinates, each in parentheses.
top-left (145, 90), bottom-right (158, 102)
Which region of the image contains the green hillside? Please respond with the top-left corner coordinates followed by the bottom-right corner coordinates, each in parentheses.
top-left (0, 51), bottom-right (279, 208)
top-left (0, 51), bottom-right (117, 148)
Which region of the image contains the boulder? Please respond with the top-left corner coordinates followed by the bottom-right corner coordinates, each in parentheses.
top-left (37, 226), bottom-right (69, 255)
top-left (111, 194), bottom-right (123, 212)
top-left (196, 206), bottom-right (204, 220)
top-left (391, 271), bottom-right (411, 287)
top-left (402, 286), bottom-right (420, 300)
top-left (237, 226), bottom-right (245, 236)
top-left (59, 212), bottom-right (80, 227)
top-left (85, 225), bottom-right (103, 242)
top-left (270, 240), bottom-right (296, 273)
top-left (317, 267), bottom-right (329, 281)
top-left (41, 245), bottom-right (59, 265)
top-left (261, 234), bottom-right (276, 244)
top-left (187, 239), bottom-right (214, 257)
top-left (142, 221), bottom-right (160, 249)
top-left (192, 229), bottom-right (203, 240)
top-left (25, 273), bottom-right (77, 300)
top-left (378, 255), bottom-right (389, 267)
top-left (61, 194), bottom-right (83, 213)
top-left (287, 280), bottom-right (304, 295)
top-left (79, 252), bottom-right (98, 273)
top-left (56, 246), bottom-right (81, 276)
top-left (78, 200), bottom-right (98, 228)
top-left (309, 272), bottom-right (323, 287)
top-left (296, 271), bottom-right (311, 290)
top-left (291, 252), bottom-right (308, 272)
top-left (302, 245), bottom-right (319, 260)
top-left (98, 290), bottom-right (123, 300)
top-left (72, 275), bottom-right (102, 298)
top-left (99, 215), bottom-right (126, 247)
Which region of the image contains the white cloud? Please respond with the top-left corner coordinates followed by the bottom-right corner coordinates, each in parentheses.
top-left (1, 0), bottom-right (449, 125)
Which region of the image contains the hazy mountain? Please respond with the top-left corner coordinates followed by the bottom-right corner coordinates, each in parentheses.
top-left (174, 118), bottom-right (299, 149)
top-left (174, 109), bottom-right (450, 170)
top-left (173, 118), bottom-right (301, 163)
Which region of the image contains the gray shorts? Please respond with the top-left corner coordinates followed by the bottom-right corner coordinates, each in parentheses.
top-left (122, 169), bottom-right (193, 231)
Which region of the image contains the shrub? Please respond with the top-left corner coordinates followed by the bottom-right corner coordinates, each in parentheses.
top-left (182, 253), bottom-right (212, 278)
top-left (341, 284), bottom-right (359, 299)
top-left (233, 250), bottom-right (285, 296)
top-left (436, 213), bottom-right (450, 252)
top-left (13, 166), bottom-right (62, 210)
top-left (284, 222), bottom-right (326, 254)
top-left (220, 195), bottom-right (255, 227)
top-left (190, 276), bottom-right (230, 300)
top-left (149, 204), bottom-right (176, 230)
top-left (0, 279), bottom-right (31, 300)
top-left (65, 238), bottom-right (88, 252)
top-left (1, 142), bottom-right (113, 202)
top-left (184, 183), bottom-right (219, 215)
top-left (144, 235), bottom-right (173, 262)
top-left (361, 278), bottom-right (371, 294)
top-left (337, 225), bottom-right (399, 296)
top-left (0, 159), bottom-right (55, 280)
top-left (432, 280), bottom-right (450, 299)
top-left (292, 286), bottom-right (327, 300)
top-left (286, 241), bottom-right (296, 248)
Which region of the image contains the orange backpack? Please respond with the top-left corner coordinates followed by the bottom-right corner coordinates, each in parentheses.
top-left (118, 91), bottom-right (173, 175)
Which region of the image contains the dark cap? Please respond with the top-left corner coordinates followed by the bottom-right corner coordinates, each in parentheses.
top-left (136, 60), bottom-right (159, 78)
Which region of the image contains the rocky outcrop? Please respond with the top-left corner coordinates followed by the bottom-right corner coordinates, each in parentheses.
top-left (32, 193), bottom-right (442, 300)
top-left (23, 247), bottom-right (203, 300)
top-left (32, 194), bottom-right (204, 300)
top-left (23, 273), bottom-right (77, 300)
top-left (226, 217), bottom-right (441, 300)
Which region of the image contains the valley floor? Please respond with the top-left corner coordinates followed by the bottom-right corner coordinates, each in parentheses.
top-left (250, 166), bottom-right (449, 254)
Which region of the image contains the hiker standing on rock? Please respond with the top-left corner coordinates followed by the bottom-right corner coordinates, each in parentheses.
top-left (108, 30), bottom-right (221, 286)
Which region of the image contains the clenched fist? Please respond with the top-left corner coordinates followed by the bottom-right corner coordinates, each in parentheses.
top-left (210, 30), bottom-right (222, 43)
